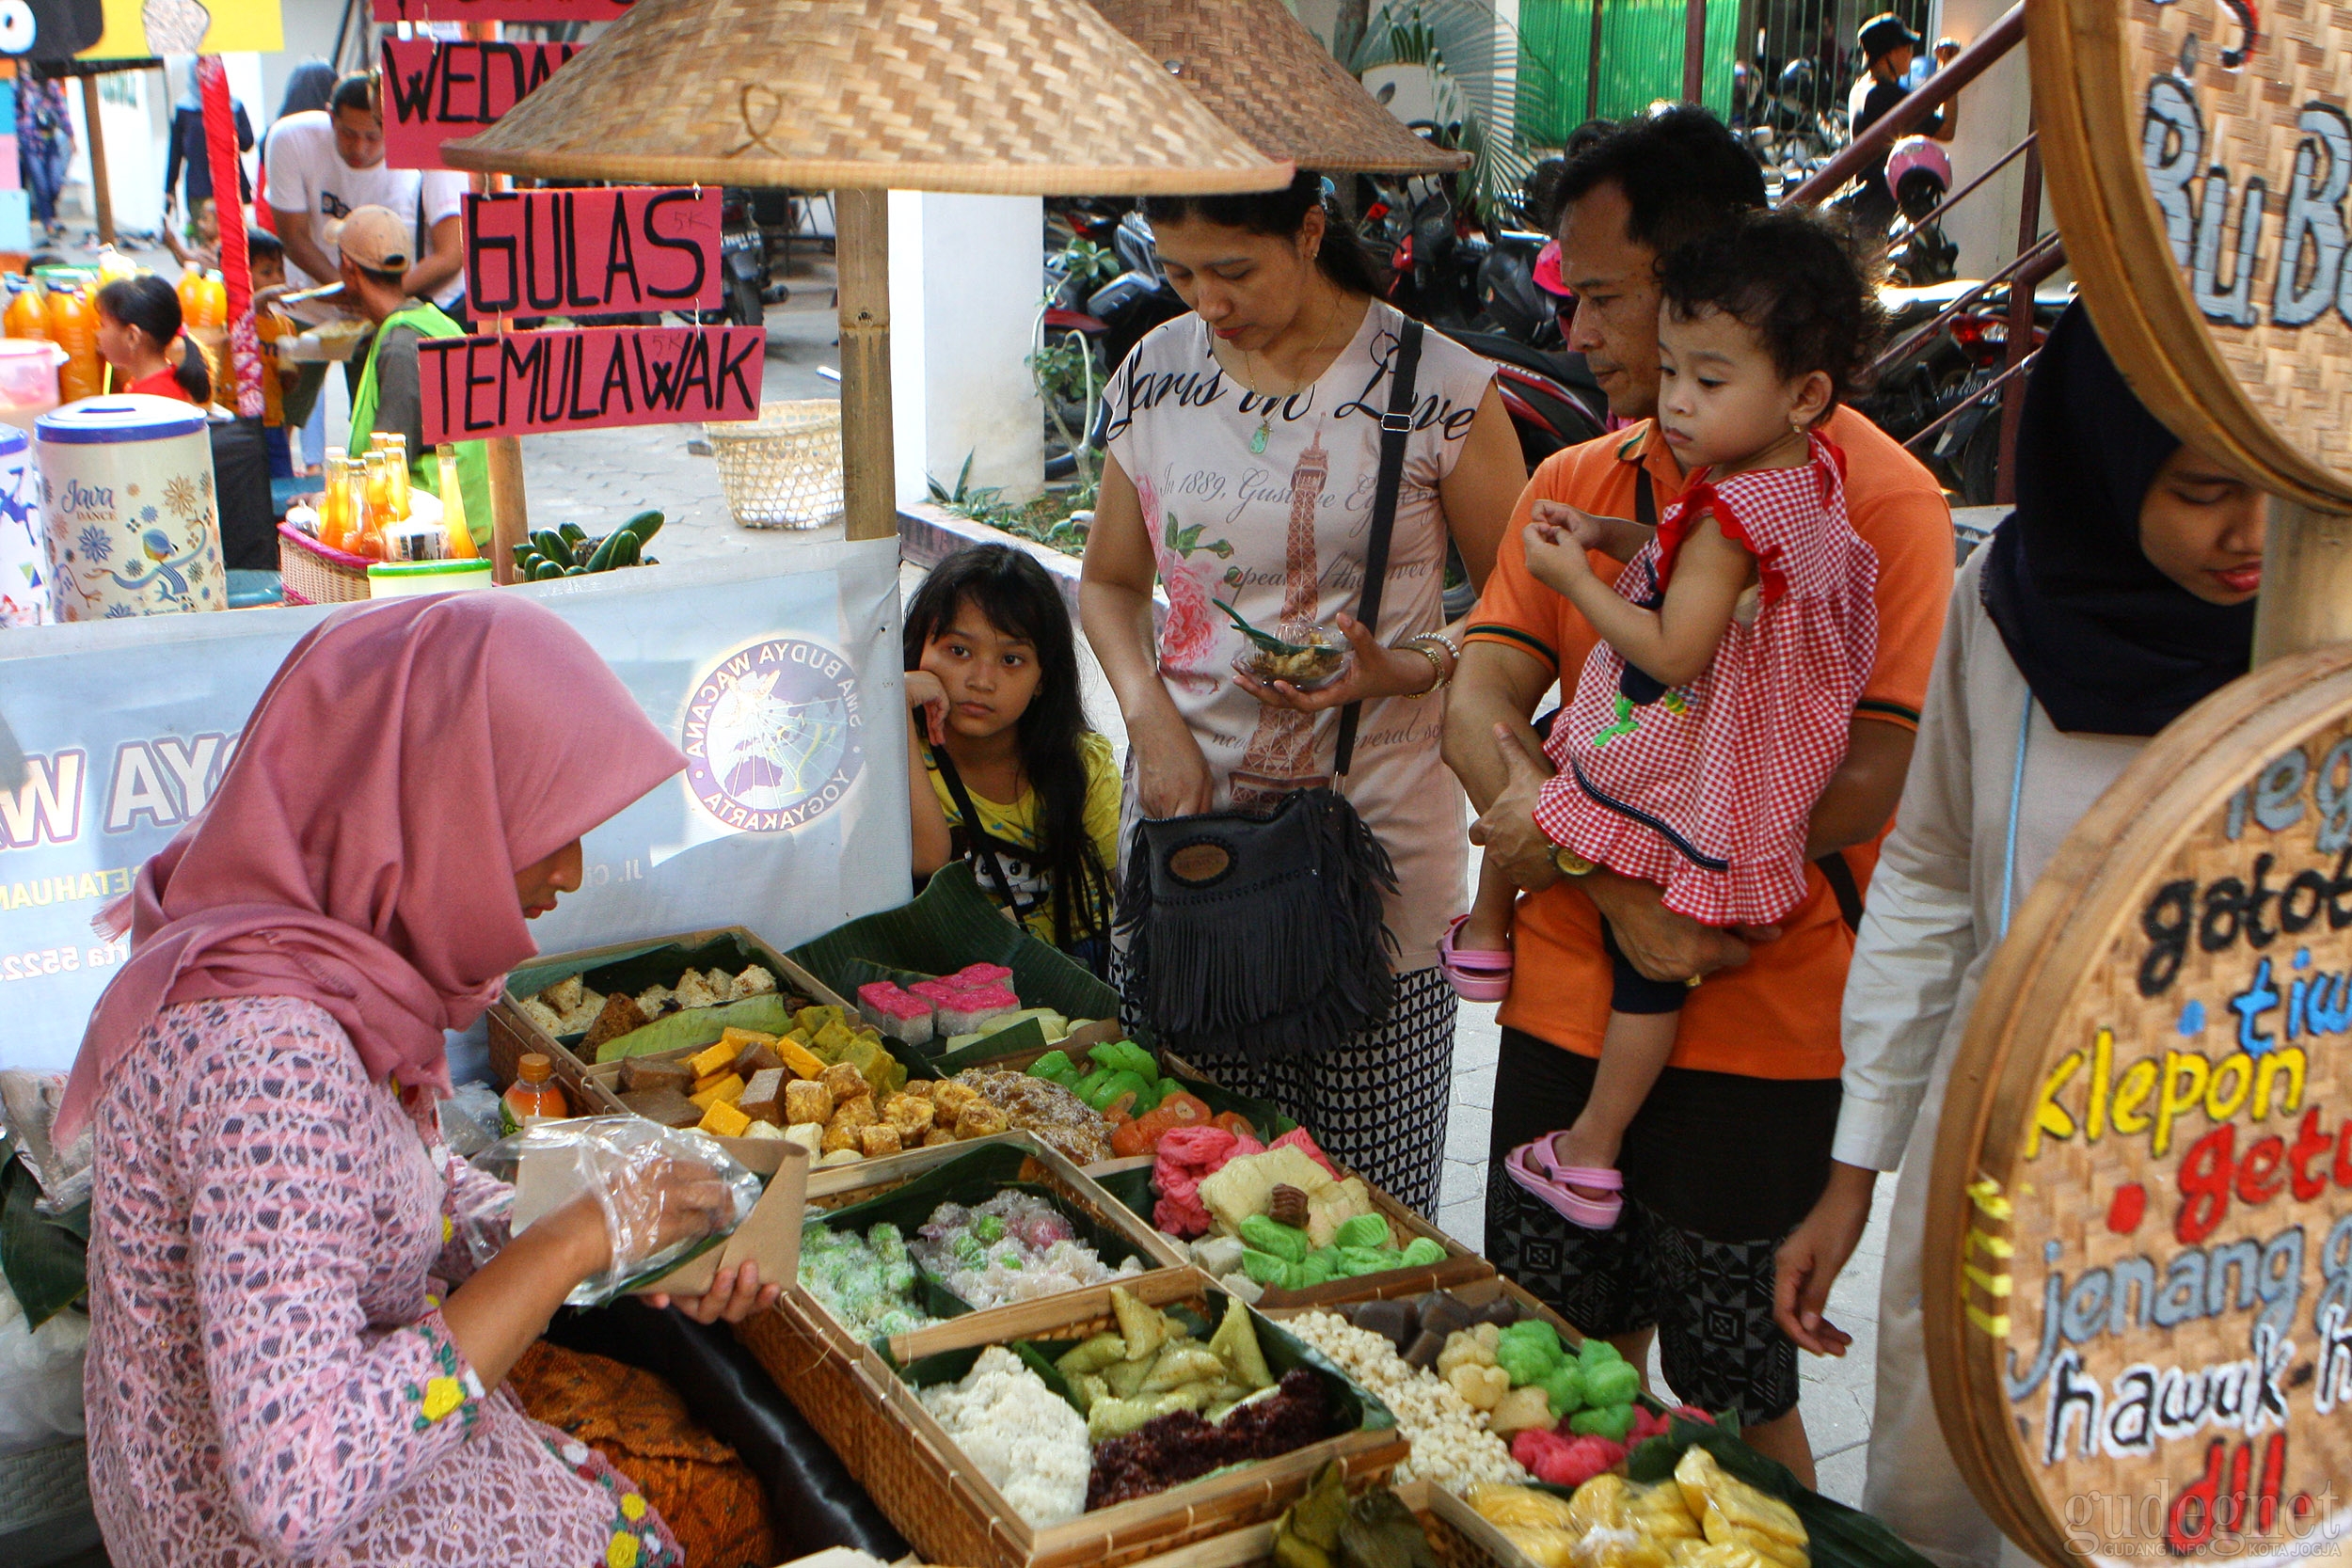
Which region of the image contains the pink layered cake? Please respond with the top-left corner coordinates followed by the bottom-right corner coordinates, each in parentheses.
top-left (856, 980), bottom-right (935, 1045)
top-left (936, 984), bottom-right (1020, 1035)
top-left (949, 962), bottom-right (1014, 990)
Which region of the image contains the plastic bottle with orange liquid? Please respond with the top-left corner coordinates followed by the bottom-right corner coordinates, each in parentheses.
top-left (6, 281), bottom-right (48, 341)
top-left (48, 287), bottom-right (100, 404)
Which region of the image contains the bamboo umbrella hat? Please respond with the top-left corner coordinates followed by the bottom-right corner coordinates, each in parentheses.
top-left (1090, 0), bottom-right (1470, 175)
top-left (439, 0), bottom-right (1294, 195)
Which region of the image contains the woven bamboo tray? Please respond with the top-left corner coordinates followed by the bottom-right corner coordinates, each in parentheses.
top-left (803, 1130), bottom-right (1191, 1341)
top-left (277, 523), bottom-right (371, 605)
top-left (1081, 1052), bottom-right (1494, 1311)
top-left (861, 1270), bottom-right (1410, 1568)
top-left (487, 925), bottom-right (854, 1115)
top-left (758, 1132), bottom-right (1196, 1471)
top-left (1109, 1480), bottom-right (1508, 1568)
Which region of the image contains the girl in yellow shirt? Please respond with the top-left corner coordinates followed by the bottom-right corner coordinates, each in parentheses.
top-left (904, 546), bottom-right (1120, 973)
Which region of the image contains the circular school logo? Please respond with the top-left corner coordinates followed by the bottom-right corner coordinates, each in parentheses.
top-left (680, 635), bottom-right (863, 832)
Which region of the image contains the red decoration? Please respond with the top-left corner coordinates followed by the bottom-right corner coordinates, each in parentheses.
top-left (2106, 1180), bottom-right (2147, 1233)
top-left (198, 55), bottom-right (262, 420)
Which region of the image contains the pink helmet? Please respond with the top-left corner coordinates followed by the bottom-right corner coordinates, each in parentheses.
top-left (1884, 135), bottom-right (1951, 195)
top-left (1533, 240), bottom-right (1572, 298)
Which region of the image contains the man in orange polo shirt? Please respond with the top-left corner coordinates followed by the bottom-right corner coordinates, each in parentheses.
top-left (1442, 108), bottom-right (1954, 1481)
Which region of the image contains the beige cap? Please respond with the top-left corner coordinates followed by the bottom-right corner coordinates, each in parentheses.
top-left (326, 205), bottom-right (411, 273)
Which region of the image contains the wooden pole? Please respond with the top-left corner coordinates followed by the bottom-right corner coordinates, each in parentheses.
top-left (1992, 129), bottom-right (2041, 506)
top-left (1586, 0), bottom-right (1607, 122)
top-left (1682, 0), bottom-right (1708, 105)
top-left (2251, 502), bottom-right (2352, 666)
top-left (487, 436), bottom-right (529, 581)
top-left (834, 188), bottom-right (896, 544)
top-left (78, 74), bottom-right (113, 246)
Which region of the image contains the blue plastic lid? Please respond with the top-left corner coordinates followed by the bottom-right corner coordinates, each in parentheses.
top-left (36, 395), bottom-right (209, 445)
top-left (0, 424), bottom-right (27, 456)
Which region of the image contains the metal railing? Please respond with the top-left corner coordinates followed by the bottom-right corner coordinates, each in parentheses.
top-left (1780, 0), bottom-right (2054, 506)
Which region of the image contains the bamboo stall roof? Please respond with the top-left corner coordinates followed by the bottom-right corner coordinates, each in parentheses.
top-left (443, 0), bottom-right (1294, 195)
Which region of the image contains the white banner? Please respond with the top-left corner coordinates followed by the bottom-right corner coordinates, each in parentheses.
top-left (0, 540), bottom-right (912, 1072)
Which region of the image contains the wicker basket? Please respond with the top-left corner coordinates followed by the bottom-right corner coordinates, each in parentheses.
top-left (278, 523), bottom-right (372, 605)
top-left (741, 1267), bottom-right (1409, 1568)
top-left (706, 400), bottom-right (845, 531)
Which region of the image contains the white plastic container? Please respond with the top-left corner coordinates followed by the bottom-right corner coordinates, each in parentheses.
top-left (0, 340), bottom-right (62, 436)
top-left (0, 425), bottom-right (45, 626)
top-left (366, 559), bottom-right (494, 598)
top-left (36, 395), bottom-right (222, 622)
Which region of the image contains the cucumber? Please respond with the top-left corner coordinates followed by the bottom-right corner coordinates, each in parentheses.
top-left (606, 531), bottom-right (642, 569)
top-left (583, 531), bottom-right (625, 572)
top-left (531, 559), bottom-right (565, 580)
top-left (510, 543), bottom-right (534, 568)
top-left (531, 530), bottom-right (572, 567)
top-left (564, 564), bottom-right (587, 576)
top-left (516, 551), bottom-right (547, 578)
top-left (619, 510), bottom-right (663, 546)
top-left (557, 522), bottom-right (587, 545)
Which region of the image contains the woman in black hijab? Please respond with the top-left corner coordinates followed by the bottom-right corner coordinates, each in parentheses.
top-left (1767, 301), bottom-right (2264, 1568)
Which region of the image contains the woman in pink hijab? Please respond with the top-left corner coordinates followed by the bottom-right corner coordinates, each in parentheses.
top-left (64, 594), bottom-right (777, 1568)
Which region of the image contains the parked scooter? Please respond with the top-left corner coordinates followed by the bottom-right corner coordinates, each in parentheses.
top-left (718, 187), bottom-right (796, 329)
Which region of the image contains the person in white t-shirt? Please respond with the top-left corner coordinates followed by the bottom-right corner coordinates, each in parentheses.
top-left (264, 72), bottom-right (469, 313)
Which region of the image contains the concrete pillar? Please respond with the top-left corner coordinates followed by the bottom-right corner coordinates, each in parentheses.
top-left (1931, 0), bottom-right (2051, 279)
top-left (888, 191), bottom-right (1045, 508)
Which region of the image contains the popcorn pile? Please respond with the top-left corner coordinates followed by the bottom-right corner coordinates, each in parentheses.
top-left (1280, 1309), bottom-right (1528, 1494)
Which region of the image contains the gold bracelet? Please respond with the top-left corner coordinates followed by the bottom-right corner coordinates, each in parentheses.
top-left (1402, 641), bottom-right (1447, 696)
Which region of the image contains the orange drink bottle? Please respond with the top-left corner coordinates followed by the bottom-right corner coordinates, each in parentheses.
top-left (6, 282), bottom-right (48, 341)
top-left (500, 1053), bottom-right (568, 1136)
top-left (319, 450), bottom-right (348, 547)
top-left (436, 444), bottom-right (477, 560)
top-left (48, 288), bottom-right (99, 403)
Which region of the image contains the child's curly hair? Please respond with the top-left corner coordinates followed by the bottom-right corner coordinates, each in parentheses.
top-left (1657, 208), bottom-right (1885, 407)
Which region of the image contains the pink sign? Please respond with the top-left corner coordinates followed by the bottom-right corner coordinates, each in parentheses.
top-left (465, 188), bottom-right (722, 317)
top-left (374, 0), bottom-right (631, 20)
top-left (420, 325), bottom-right (765, 443)
top-left (380, 38), bottom-right (580, 170)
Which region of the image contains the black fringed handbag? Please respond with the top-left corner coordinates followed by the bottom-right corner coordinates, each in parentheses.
top-left (1116, 320), bottom-right (1424, 1063)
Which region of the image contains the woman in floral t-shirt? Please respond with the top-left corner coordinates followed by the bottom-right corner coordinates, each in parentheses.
top-left (62, 594), bottom-right (779, 1567)
top-left (1081, 172), bottom-right (1527, 1215)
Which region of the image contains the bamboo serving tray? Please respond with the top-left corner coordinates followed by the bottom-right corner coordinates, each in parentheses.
top-left (487, 925), bottom-right (855, 1114)
top-left (861, 1269), bottom-right (1392, 1568)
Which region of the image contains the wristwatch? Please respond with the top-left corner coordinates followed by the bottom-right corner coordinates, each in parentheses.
top-left (1551, 846), bottom-right (1597, 878)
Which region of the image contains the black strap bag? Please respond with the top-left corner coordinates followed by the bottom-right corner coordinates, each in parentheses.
top-left (1116, 319), bottom-right (1427, 1062)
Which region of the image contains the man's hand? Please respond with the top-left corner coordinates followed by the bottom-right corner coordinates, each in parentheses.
top-left (1581, 873), bottom-right (1761, 981)
top-left (1773, 1163), bottom-right (1878, 1355)
top-left (1468, 724), bottom-right (1565, 894)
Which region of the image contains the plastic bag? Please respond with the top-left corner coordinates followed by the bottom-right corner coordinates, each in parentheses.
top-left (468, 1116), bottom-right (761, 1307)
top-left (437, 1082), bottom-right (503, 1159)
top-left (0, 1276), bottom-right (87, 1455)
top-left (0, 1070), bottom-right (92, 1215)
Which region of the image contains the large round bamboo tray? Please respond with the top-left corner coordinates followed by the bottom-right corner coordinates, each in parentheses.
top-left (2027, 0), bottom-right (2352, 510)
top-left (1925, 644), bottom-right (2352, 1564)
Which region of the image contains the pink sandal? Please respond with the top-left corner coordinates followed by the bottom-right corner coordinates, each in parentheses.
top-left (1504, 1136), bottom-right (1624, 1229)
top-left (1439, 915), bottom-right (1513, 1002)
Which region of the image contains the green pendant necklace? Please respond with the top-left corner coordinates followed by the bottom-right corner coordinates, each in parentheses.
top-left (1238, 285), bottom-right (1341, 457)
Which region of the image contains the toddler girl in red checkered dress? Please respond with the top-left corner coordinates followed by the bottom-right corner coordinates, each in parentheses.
top-left (1485, 210), bottom-right (1883, 1229)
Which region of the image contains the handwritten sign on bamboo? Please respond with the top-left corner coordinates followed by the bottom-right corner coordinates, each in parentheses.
top-left (466, 188), bottom-right (721, 318)
top-left (1929, 647), bottom-right (2352, 1566)
top-left (373, 0), bottom-right (630, 20)
top-left (381, 38), bottom-right (580, 171)
top-left (2030, 0), bottom-right (2352, 511)
top-left (420, 325), bottom-right (763, 443)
